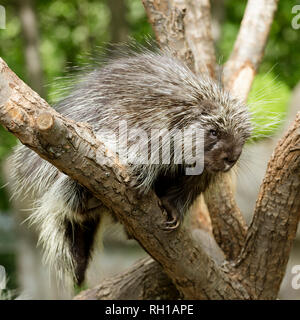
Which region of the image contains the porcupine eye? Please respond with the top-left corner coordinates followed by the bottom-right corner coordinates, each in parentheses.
top-left (209, 129), bottom-right (218, 137)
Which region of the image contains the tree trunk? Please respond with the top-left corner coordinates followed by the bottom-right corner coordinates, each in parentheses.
top-left (17, 0), bottom-right (44, 97)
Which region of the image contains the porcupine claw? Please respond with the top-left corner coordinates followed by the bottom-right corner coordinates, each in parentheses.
top-left (160, 196), bottom-right (181, 231)
top-left (162, 217), bottom-right (180, 231)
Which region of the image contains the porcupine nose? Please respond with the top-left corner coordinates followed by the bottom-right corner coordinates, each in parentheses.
top-left (222, 154), bottom-right (239, 171)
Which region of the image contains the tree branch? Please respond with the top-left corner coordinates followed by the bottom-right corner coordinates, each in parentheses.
top-left (175, 0), bottom-right (216, 77)
top-left (0, 58), bottom-right (250, 299)
top-left (142, 0), bottom-right (216, 77)
top-left (142, 0), bottom-right (195, 71)
top-left (75, 227), bottom-right (225, 300)
top-left (204, 173), bottom-right (248, 260)
top-left (75, 257), bottom-right (180, 300)
top-left (203, 0), bottom-right (280, 259)
top-left (234, 113), bottom-right (300, 299)
top-left (223, 0), bottom-right (279, 99)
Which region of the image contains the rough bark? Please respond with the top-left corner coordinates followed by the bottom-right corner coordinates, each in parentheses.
top-left (234, 114), bottom-right (300, 299)
top-left (142, 0), bottom-right (216, 77)
top-left (142, 0), bottom-right (196, 72)
top-left (204, 173), bottom-right (248, 260)
top-left (176, 0), bottom-right (216, 77)
top-left (75, 257), bottom-right (180, 300)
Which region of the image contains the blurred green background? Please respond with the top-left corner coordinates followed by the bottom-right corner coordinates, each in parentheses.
top-left (0, 0), bottom-right (299, 294)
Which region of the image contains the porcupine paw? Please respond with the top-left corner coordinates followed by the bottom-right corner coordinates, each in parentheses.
top-left (159, 196), bottom-right (181, 231)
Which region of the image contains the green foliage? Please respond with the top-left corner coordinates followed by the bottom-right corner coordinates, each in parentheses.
top-left (248, 73), bottom-right (291, 139)
top-left (263, 0), bottom-right (300, 89)
top-left (0, 127), bottom-right (17, 161)
top-left (0, 126), bottom-right (17, 210)
top-left (126, 0), bottom-right (153, 41)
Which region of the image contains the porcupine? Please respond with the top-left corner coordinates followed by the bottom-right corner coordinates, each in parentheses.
top-left (9, 49), bottom-right (251, 285)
